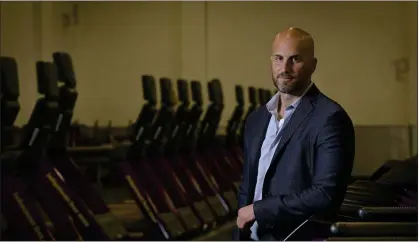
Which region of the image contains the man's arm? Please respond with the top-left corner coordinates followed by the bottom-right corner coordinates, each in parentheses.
top-left (233, 114), bottom-right (253, 240)
top-left (237, 124), bottom-right (250, 209)
top-left (252, 110), bottom-right (355, 227)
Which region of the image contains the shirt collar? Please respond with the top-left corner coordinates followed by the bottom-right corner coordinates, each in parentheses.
top-left (266, 81), bottom-right (314, 115)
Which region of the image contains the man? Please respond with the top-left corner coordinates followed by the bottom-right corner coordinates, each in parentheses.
top-left (234, 27), bottom-right (355, 241)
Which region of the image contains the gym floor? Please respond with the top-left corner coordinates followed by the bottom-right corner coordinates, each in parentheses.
top-left (99, 185), bottom-right (235, 240)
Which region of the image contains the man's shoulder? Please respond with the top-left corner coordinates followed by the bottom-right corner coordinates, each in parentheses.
top-left (316, 92), bottom-right (349, 116)
top-left (315, 92), bottom-right (354, 129)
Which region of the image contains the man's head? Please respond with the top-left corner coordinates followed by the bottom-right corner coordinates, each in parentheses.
top-left (271, 27), bottom-right (317, 95)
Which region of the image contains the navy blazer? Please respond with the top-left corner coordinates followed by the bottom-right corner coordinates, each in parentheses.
top-left (234, 84), bottom-right (355, 240)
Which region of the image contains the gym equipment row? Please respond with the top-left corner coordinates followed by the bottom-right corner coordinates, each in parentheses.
top-left (66, 85), bottom-right (274, 148)
top-left (1, 53), bottom-right (260, 240)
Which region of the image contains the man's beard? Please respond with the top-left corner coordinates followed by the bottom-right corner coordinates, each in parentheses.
top-left (272, 74), bottom-right (307, 95)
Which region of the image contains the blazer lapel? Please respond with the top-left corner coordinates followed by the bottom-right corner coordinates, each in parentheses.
top-left (267, 85), bottom-right (320, 175)
top-left (247, 107), bottom-right (271, 203)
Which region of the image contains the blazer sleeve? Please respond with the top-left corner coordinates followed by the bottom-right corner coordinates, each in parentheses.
top-left (232, 112), bottom-right (254, 240)
top-left (252, 110), bottom-right (355, 227)
top-left (238, 116), bottom-right (252, 210)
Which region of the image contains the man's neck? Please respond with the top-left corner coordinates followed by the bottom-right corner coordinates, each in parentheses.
top-left (279, 93), bottom-right (299, 109)
top-left (277, 81), bottom-right (312, 114)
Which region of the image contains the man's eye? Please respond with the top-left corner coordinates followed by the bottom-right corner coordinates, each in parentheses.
top-left (293, 56), bottom-right (301, 63)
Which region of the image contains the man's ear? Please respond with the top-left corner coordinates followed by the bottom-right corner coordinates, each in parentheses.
top-left (312, 57), bottom-right (318, 72)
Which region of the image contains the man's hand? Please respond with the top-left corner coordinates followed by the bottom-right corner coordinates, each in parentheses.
top-left (236, 204), bottom-right (255, 229)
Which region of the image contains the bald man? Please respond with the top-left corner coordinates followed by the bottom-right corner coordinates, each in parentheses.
top-left (234, 28), bottom-right (355, 241)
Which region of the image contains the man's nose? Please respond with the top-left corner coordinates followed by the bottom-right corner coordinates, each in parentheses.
top-left (276, 60), bottom-right (292, 73)
top-left (284, 61), bottom-right (293, 73)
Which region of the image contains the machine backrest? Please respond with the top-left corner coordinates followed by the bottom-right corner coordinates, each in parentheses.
top-left (197, 79), bottom-right (224, 147)
top-left (0, 57), bottom-right (20, 128)
top-left (145, 77), bottom-right (176, 155)
top-left (213, 78), bottom-right (224, 127)
top-left (51, 52), bottom-right (79, 149)
top-left (175, 79), bottom-right (190, 120)
top-left (20, 61), bottom-right (59, 151)
top-left (197, 81), bottom-right (215, 145)
top-left (207, 81), bottom-right (215, 102)
top-left (1, 57), bottom-right (20, 99)
top-left (181, 81), bottom-right (203, 150)
top-left (236, 85), bottom-right (244, 105)
top-left (0, 57), bottom-right (21, 151)
top-left (36, 62), bottom-right (59, 100)
top-left (53, 52), bottom-right (78, 109)
top-left (53, 52), bottom-right (76, 88)
top-left (130, 75), bottom-right (158, 144)
top-left (177, 79), bottom-right (189, 105)
top-left (142, 75), bottom-right (157, 105)
top-left (191, 81), bottom-right (203, 105)
top-left (226, 85), bottom-right (245, 144)
top-left (166, 79), bottom-right (191, 153)
top-left (212, 79), bottom-right (224, 106)
top-left (239, 86), bottom-right (259, 145)
top-left (160, 78), bottom-right (175, 107)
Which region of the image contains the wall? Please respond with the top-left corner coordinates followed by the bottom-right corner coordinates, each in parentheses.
top-left (1, 2), bottom-right (71, 125)
top-left (66, 2), bottom-right (182, 125)
top-left (407, 1), bottom-right (418, 154)
top-left (2, 2), bottom-right (38, 125)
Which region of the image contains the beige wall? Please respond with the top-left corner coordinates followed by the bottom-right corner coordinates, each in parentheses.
top-left (1, 1), bottom-right (417, 128)
top-left (407, 2), bottom-right (418, 154)
top-left (1, 2), bottom-right (38, 125)
top-left (65, 2), bottom-right (182, 125)
top-left (1, 2), bottom-right (71, 125)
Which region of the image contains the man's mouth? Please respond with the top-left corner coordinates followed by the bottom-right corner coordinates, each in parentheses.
top-left (279, 76), bottom-right (293, 80)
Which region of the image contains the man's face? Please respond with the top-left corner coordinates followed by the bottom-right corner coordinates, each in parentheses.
top-left (271, 37), bottom-right (316, 94)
